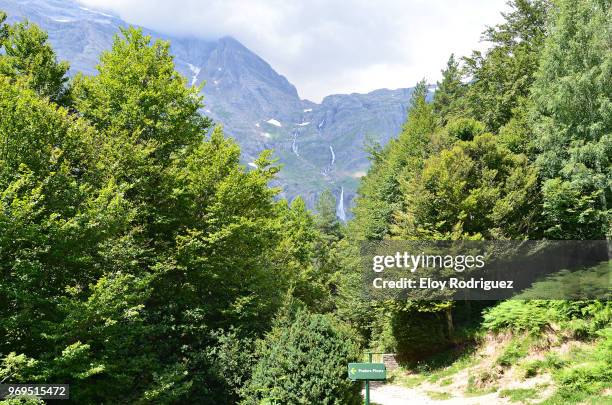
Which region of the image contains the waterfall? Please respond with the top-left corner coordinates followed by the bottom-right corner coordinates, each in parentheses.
top-left (187, 63), bottom-right (201, 86)
top-left (292, 132), bottom-right (300, 157)
top-left (336, 187), bottom-right (346, 221)
top-left (329, 145), bottom-right (335, 165)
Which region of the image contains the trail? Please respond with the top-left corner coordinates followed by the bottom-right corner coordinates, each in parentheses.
top-left (364, 382), bottom-right (505, 405)
top-left (365, 383), bottom-right (432, 405)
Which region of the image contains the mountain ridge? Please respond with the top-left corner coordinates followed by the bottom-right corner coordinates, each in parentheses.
top-left (0, 0), bottom-right (421, 214)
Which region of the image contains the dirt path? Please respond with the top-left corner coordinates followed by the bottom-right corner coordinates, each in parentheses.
top-left (364, 382), bottom-right (506, 405)
top-left (364, 383), bottom-right (433, 405)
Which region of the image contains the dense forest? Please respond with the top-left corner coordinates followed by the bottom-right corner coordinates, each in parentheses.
top-left (0, 0), bottom-right (609, 404)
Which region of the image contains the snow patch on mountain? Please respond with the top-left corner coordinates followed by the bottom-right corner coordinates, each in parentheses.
top-left (79, 7), bottom-right (113, 18)
top-left (266, 119), bottom-right (282, 127)
top-left (297, 122), bottom-right (310, 126)
top-left (303, 108), bottom-right (312, 112)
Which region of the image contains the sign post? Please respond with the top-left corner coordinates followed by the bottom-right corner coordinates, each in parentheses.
top-left (365, 352), bottom-right (371, 405)
top-left (348, 353), bottom-right (386, 405)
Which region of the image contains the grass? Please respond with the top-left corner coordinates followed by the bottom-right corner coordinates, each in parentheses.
top-left (499, 388), bottom-right (539, 402)
top-left (519, 353), bottom-right (565, 379)
top-left (464, 384), bottom-right (498, 397)
top-left (496, 336), bottom-right (531, 367)
top-left (426, 390), bottom-right (452, 400)
top-left (411, 340), bottom-right (480, 384)
top-left (536, 328), bottom-right (611, 404)
top-left (387, 369), bottom-right (426, 388)
top-left (439, 377), bottom-right (453, 386)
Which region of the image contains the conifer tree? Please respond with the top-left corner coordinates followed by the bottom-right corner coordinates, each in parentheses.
top-left (432, 54), bottom-right (465, 125)
top-left (461, 0), bottom-right (550, 131)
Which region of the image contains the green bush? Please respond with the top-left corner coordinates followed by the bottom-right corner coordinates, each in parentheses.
top-left (542, 328), bottom-right (612, 404)
top-left (0, 398), bottom-right (44, 405)
top-left (242, 310), bottom-right (362, 404)
top-left (555, 362), bottom-right (611, 398)
top-left (496, 338), bottom-right (530, 367)
top-left (482, 300), bottom-right (554, 334)
top-left (466, 368), bottom-right (500, 395)
top-left (483, 300), bottom-right (611, 339)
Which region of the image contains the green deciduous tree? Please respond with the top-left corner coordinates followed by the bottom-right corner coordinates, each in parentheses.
top-left (531, 0), bottom-right (611, 239)
top-left (0, 23), bottom-right (296, 404)
top-left (0, 16), bottom-right (69, 103)
top-left (392, 133), bottom-right (540, 239)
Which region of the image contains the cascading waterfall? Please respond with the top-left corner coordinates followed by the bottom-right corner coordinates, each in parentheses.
top-left (336, 187), bottom-right (346, 221)
top-left (292, 132), bottom-right (300, 157)
top-left (187, 63), bottom-right (201, 86)
top-left (329, 145), bottom-right (335, 165)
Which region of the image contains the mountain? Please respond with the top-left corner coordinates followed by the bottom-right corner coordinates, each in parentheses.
top-left (0, 0), bottom-right (423, 216)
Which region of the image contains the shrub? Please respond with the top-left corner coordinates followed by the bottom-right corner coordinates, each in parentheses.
top-left (242, 310), bottom-right (362, 404)
top-left (543, 328), bottom-right (612, 403)
top-left (555, 362), bottom-right (611, 399)
top-left (466, 367), bottom-right (501, 394)
top-left (0, 398), bottom-right (44, 405)
top-left (521, 360), bottom-right (541, 378)
top-left (496, 338), bottom-right (530, 367)
top-left (565, 318), bottom-right (591, 340)
top-left (482, 300), bottom-right (554, 334)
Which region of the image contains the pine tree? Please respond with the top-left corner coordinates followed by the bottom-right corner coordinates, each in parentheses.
top-left (349, 80), bottom-right (438, 240)
top-left (461, 0), bottom-right (550, 131)
top-left (432, 54), bottom-right (465, 125)
top-left (315, 189), bottom-right (340, 236)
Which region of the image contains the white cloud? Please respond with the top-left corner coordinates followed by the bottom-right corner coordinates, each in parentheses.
top-left (77, 0), bottom-right (508, 102)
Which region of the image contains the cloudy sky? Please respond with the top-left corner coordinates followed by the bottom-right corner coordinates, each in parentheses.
top-left (78, 0), bottom-right (508, 102)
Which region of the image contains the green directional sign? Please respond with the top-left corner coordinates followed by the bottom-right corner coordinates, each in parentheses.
top-left (347, 362), bottom-right (386, 381)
